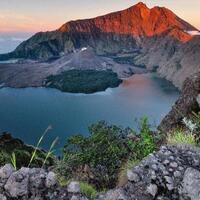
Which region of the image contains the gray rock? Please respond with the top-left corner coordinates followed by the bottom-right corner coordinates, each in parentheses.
top-left (46, 171), bottom-right (57, 188)
top-left (173, 171), bottom-right (181, 178)
top-left (164, 176), bottom-right (173, 184)
top-left (166, 183), bottom-right (174, 191)
top-left (0, 164), bottom-right (14, 187)
top-left (163, 160), bottom-right (170, 165)
top-left (4, 167), bottom-right (29, 198)
top-left (96, 189), bottom-right (127, 200)
top-left (169, 162), bottom-right (178, 168)
top-left (71, 195), bottom-right (89, 200)
top-left (127, 170), bottom-right (140, 182)
top-left (68, 181), bottom-right (80, 193)
top-left (146, 184), bottom-right (158, 197)
top-left (180, 168), bottom-right (200, 200)
top-left (151, 164), bottom-right (158, 171)
top-left (0, 194), bottom-right (7, 200)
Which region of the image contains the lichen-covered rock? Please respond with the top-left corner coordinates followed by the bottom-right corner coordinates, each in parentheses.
top-left (46, 171), bottom-right (57, 188)
top-left (96, 144), bottom-right (200, 200)
top-left (179, 168), bottom-right (200, 200)
top-left (146, 184), bottom-right (158, 197)
top-left (0, 164), bottom-right (14, 187)
top-left (4, 167), bottom-right (29, 198)
top-left (0, 167), bottom-right (88, 200)
top-left (68, 181), bottom-right (80, 193)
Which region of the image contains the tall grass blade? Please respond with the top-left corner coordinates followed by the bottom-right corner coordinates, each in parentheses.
top-left (42, 137), bottom-right (59, 168)
top-left (28, 125), bottom-right (52, 167)
top-left (10, 152), bottom-right (17, 170)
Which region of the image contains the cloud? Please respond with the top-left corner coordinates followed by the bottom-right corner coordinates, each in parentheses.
top-left (0, 10), bottom-right (60, 32)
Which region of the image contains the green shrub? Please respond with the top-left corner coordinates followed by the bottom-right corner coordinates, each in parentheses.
top-left (62, 121), bottom-right (128, 189)
top-left (167, 129), bottom-right (198, 146)
top-left (60, 118), bottom-right (156, 190)
top-left (128, 117), bottom-right (156, 160)
top-left (80, 182), bottom-right (97, 199)
top-left (0, 150), bottom-right (10, 165)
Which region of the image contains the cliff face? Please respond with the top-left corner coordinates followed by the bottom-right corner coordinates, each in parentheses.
top-left (134, 34), bottom-right (200, 89)
top-left (159, 72), bottom-right (200, 133)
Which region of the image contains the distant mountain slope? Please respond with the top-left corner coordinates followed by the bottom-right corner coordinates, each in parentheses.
top-left (0, 2), bottom-right (197, 61)
top-left (59, 2), bottom-right (196, 37)
top-left (0, 2), bottom-right (199, 89)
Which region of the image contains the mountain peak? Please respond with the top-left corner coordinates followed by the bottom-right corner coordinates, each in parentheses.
top-left (134, 2), bottom-right (148, 8)
top-left (58, 2), bottom-right (197, 41)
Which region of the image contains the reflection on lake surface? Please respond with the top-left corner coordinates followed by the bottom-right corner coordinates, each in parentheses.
top-left (0, 73), bottom-right (179, 151)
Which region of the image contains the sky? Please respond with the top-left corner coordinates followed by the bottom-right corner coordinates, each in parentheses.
top-left (0, 0), bottom-right (200, 33)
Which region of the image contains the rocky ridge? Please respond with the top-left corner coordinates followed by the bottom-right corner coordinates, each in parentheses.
top-left (0, 164), bottom-right (87, 200)
top-left (0, 144), bottom-right (200, 199)
top-left (159, 72), bottom-right (200, 133)
top-left (97, 144), bottom-right (200, 200)
top-left (0, 2), bottom-right (196, 60)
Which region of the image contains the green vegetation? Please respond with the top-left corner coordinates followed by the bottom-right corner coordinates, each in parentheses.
top-left (28, 126), bottom-right (52, 167)
top-left (45, 69), bottom-right (122, 94)
top-left (42, 137), bottom-right (59, 168)
top-left (55, 117), bottom-right (156, 190)
top-left (80, 182), bottom-right (97, 199)
top-left (167, 129), bottom-right (198, 146)
top-left (127, 117), bottom-right (156, 160)
top-left (10, 152), bottom-right (17, 170)
top-left (0, 133), bottom-right (54, 169)
top-left (61, 121), bottom-right (128, 189)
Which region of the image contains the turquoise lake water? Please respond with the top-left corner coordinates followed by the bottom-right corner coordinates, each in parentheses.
top-left (0, 73), bottom-right (179, 152)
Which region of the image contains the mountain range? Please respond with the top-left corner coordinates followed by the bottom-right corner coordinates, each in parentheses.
top-left (0, 2), bottom-right (200, 89)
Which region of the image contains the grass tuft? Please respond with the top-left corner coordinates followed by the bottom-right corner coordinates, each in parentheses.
top-left (167, 129), bottom-right (198, 146)
top-left (80, 182), bottom-right (97, 200)
top-left (28, 125), bottom-right (52, 167)
top-left (10, 152), bottom-right (17, 170)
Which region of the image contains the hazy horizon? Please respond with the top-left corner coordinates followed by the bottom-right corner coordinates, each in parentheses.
top-left (0, 0), bottom-right (200, 33)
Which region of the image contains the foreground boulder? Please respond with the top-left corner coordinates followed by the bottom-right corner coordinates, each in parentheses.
top-left (96, 144), bottom-right (200, 200)
top-left (0, 144), bottom-right (200, 199)
top-left (0, 165), bottom-right (88, 200)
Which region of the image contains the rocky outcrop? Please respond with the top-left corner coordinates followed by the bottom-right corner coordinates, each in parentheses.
top-left (96, 144), bottom-right (200, 200)
top-left (1, 145), bottom-right (200, 199)
top-left (159, 72), bottom-right (200, 133)
top-left (0, 164), bottom-right (88, 200)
